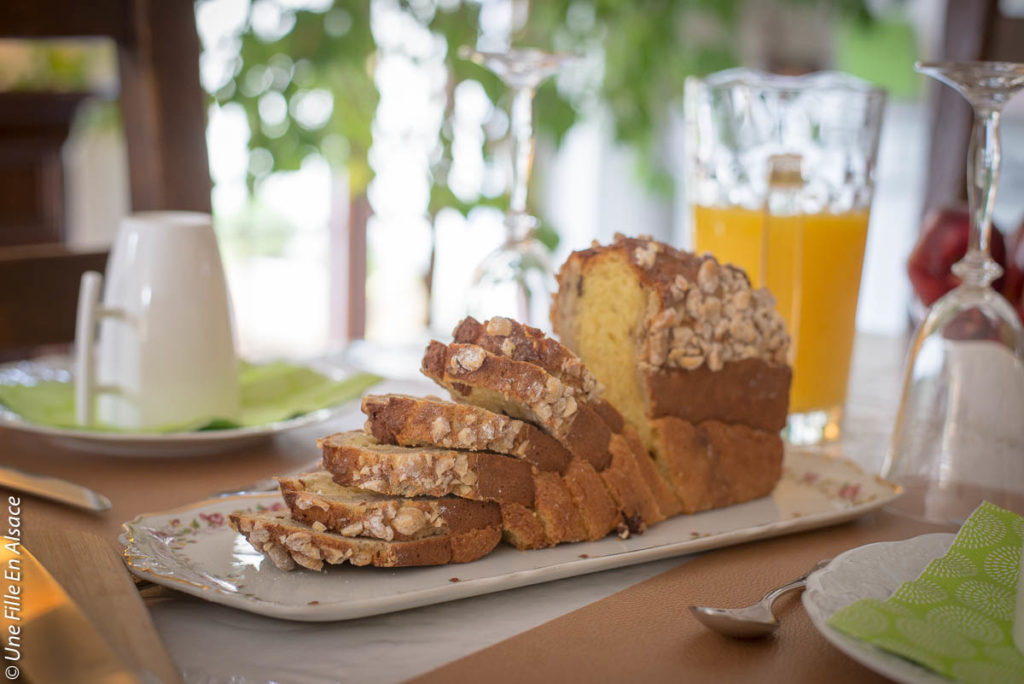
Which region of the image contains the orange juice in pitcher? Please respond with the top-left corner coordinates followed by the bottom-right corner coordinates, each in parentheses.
top-left (693, 205), bottom-right (870, 419)
top-left (685, 70), bottom-right (885, 443)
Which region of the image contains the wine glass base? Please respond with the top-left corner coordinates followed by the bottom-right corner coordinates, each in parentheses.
top-left (884, 476), bottom-right (1024, 526)
top-left (785, 406), bottom-right (842, 445)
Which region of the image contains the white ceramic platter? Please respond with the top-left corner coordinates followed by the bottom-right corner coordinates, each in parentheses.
top-left (121, 450), bottom-right (901, 621)
top-left (803, 533), bottom-right (955, 684)
top-left (0, 357), bottom-right (363, 457)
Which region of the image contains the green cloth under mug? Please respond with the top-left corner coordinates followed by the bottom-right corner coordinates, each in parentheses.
top-left (0, 362), bottom-right (381, 433)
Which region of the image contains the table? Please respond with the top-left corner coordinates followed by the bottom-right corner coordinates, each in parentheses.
top-left (3, 334), bottom-right (919, 682)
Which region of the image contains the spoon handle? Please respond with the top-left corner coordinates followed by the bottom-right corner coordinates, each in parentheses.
top-left (760, 558), bottom-right (831, 606)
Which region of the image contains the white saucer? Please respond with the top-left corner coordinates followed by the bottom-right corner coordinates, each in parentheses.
top-left (803, 533), bottom-right (956, 684)
top-left (0, 357), bottom-right (366, 457)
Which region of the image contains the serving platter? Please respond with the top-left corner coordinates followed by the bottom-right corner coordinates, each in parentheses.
top-left (121, 449), bottom-right (901, 621)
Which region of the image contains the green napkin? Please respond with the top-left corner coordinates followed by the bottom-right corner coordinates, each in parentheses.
top-left (829, 501), bottom-right (1024, 684)
top-left (0, 362), bottom-right (381, 433)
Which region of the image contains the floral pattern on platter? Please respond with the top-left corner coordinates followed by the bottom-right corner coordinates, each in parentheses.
top-left (780, 450), bottom-right (896, 509)
top-left (149, 501), bottom-right (287, 550)
top-left (785, 469), bottom-right (875, 506)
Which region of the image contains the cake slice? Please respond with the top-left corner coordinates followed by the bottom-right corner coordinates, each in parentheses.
top-left (361, 394), bottom-right (588, 546)
top-left (363, 397), bottom-right (592, 546)
top-left (451, 316), bottom-right (602, 402)
top-left (562, 457), bottom-right (622, 540)
top-left (230, 512), bottom-right (501, 570)
top-left (361, 394), bottom-right (572, 473)
top-left (318, 431), bottom-right (535, 507)
top-left (423, 340), bottom-right (664, 533)
top-left (596, 400), bottom-right (685, 518)
top-left (531, 470), bottom-right (588, 544)
top-left (421, 341), bottom-right (612, 471)
top-left (499, 503), bottom-right (550, 550)
top-left (278, 471), bottom-right (502, 542)
top-left (421, 341), bottom-right (632, 536)
top-left (616, 428), bottom-right (684, 518)
top-left (318, 430), bottom-right (563, 550)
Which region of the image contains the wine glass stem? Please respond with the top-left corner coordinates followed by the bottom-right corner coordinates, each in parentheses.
top-left (509, 85), bottom-right (536, 219)
top-left (960, 105), bottom-right (1002, 285)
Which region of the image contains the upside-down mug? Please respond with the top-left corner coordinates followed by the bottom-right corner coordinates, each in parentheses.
top-left (74, 211), bottom-right (240, 430)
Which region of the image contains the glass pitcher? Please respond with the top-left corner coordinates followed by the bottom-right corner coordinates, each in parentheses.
top-left (685, 69), bottom-right (886, 444)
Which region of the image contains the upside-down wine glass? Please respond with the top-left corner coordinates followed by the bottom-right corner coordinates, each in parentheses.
top-left (461, 47), bottom-right (575, 328)
top-left (884, 62), bottom-right (1024, 523)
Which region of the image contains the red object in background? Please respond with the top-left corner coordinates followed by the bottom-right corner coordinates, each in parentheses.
top-left (1004, 220), bottom-right (1024, 321)
top-left (907, 206), bottom-right (1007, 307)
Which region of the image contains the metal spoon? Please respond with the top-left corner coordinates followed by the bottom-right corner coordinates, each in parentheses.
top-left (689, 558), bottom-right (831, 638)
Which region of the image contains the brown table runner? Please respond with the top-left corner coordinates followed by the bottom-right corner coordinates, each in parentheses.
top-left (409, 509), bottom-right (954, 684)
top-left (0, 423), bottom-right (997, 683)
top-left (1, 425), bottom-right (320, 544)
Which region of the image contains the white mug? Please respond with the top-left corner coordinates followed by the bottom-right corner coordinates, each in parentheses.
top-left (74, 211), bottom-right (240, 430)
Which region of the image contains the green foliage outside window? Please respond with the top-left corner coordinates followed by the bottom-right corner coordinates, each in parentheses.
top-left (210, 0), bottom-right (886, 220)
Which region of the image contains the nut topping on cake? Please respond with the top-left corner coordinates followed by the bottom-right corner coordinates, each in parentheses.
top-left (607, 234), bottom-right (789, 372)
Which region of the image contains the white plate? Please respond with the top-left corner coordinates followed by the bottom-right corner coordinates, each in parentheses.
top-left (121, 450), bottom-right (902, 621)
top-left (803, 533), bottom-right (956, 684)
top-left (0, 357), bottom-right (364, 457)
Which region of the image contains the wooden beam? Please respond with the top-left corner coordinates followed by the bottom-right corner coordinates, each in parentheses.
top-left (0, 0), bottom-right (131, 40)
top-left (347, 193), bottom-right (370, 340)
top-left (117, 0), bottom-right (211, 212)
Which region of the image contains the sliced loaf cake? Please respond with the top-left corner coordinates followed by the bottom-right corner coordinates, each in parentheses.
top-left (552, 235), bottom-right (791, 512)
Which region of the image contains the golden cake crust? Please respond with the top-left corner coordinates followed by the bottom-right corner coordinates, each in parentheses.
top-left (532, 471), bottom-right (588, 545)
top-left (499, 503), bottom-right (550, 550)
top-left (561, 457), bottom-right (622, 541)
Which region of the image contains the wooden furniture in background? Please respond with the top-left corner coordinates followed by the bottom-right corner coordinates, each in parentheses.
top-left (0, 0), bottom-right (371, 354)
top-left (0, 91), bottom-right (92, 247)
top-left (0, 0), bottom-right (212, 214)
top-left (0, 245), bottom-right (108, 353)
top-left (0, 0), bottom-right (211, 355)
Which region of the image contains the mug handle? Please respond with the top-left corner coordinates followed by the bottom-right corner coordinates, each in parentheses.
top-left (74, 271), bottom-right (121, 426)
top-left (75, 273), bottom-right (133, 426)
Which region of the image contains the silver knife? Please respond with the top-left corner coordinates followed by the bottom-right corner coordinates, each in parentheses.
top-left (0, 466), bottom-right (111, 511)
